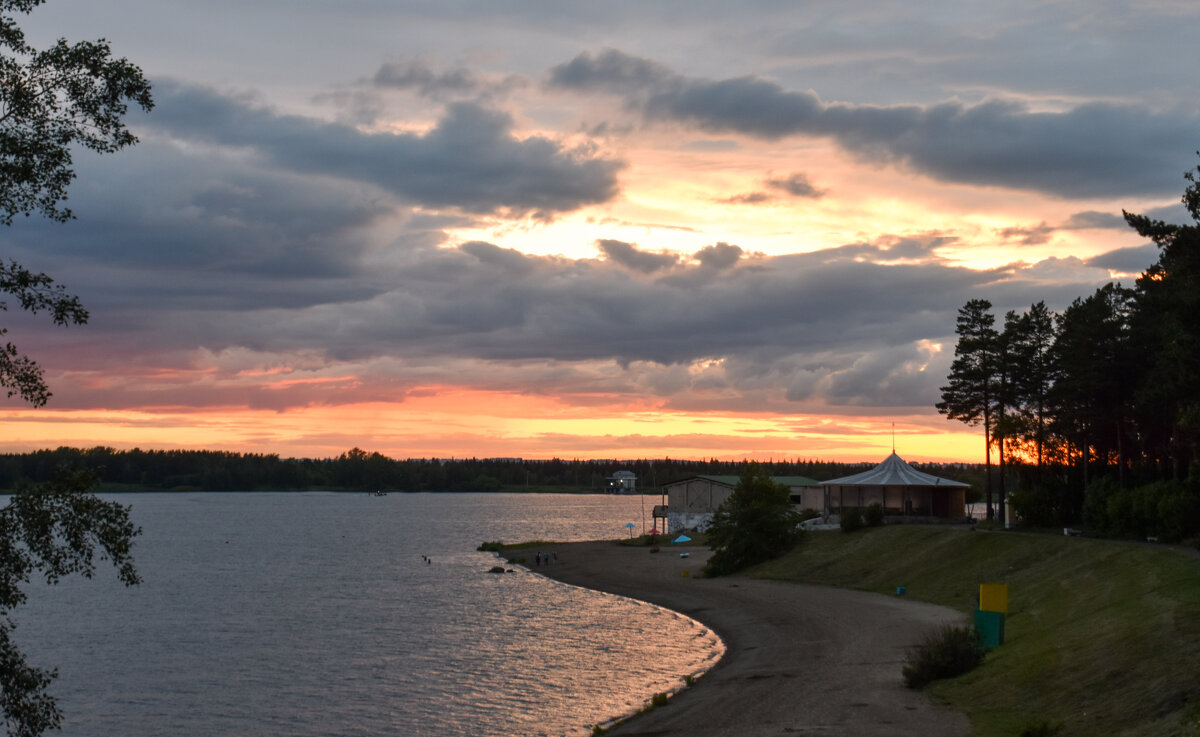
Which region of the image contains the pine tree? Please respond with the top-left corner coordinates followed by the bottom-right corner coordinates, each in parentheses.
top-left (937, 299), bottom-right (999, 519)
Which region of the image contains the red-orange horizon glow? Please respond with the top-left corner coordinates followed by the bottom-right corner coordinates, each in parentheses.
top-left (0, 389), bottom-right (986, 464)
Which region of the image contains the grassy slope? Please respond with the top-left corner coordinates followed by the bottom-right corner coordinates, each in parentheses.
top-left (750, 527), bottom-right (1200, 737)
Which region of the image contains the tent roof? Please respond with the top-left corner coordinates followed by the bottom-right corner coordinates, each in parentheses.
top-left (818, 453), bottom-right (969, 488)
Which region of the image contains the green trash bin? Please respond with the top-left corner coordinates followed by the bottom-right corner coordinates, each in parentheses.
top-left (974, 609), bottom-right (1005, 649)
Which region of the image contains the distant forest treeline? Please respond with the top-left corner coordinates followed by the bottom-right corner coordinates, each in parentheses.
top-left (0, 446), bottom-right (985, 495)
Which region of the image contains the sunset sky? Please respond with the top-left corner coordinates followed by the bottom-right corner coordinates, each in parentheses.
top-left (2, 1), bottom-right (1197, 463)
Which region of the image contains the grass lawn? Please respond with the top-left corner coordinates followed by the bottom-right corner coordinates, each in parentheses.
top-left (750, 526), bottom-right (1200, 737)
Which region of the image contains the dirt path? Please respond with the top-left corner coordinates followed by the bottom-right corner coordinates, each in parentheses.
top-left (529, 541), bottom-right (971, 737)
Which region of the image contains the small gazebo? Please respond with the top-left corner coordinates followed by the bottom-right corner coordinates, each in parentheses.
top-left (819, 453), bottom-right (969, 519)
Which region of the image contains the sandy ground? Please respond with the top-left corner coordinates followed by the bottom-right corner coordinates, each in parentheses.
top-left (527, 541), bottom-right (971, 737)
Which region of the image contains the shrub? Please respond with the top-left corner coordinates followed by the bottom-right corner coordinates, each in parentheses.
top-left (902, 625), bottom-right (985, 689)
top-left (650, 692), bottom-right (669, 707)
top-left (703, 464), bottom-right (802, 576)
top-left (477, 541), bottom-right (504, 552)
top-left (840, 507), bottom-right (864, 533)
top-left (864, 502), bottom-right (885, 527)
top-left (1083, 477), bottom-right (1200, 541)
top-left (1008, 478), bottom-right (1074, 528)
top-left (1154, 482), bottom-right (1200, 542)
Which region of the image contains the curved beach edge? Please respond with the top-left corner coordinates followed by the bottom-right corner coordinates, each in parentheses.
top-left (530, 540), bottom-right (971, 737)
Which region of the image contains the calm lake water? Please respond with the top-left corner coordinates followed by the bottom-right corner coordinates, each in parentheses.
top-left (13, 492), bottom-right (723, 736)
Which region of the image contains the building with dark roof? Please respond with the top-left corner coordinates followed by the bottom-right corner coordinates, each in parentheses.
top-left (664, 474), bottom-right (820, 532)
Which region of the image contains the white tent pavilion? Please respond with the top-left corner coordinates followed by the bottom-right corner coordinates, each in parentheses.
top-left (819, 453), bottom-right (969, 519)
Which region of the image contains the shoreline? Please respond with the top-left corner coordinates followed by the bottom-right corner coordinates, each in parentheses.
top-left (526, 541), bottom-right (971, 737)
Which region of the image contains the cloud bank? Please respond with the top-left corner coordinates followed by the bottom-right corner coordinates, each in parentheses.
top-left (548, 49), bottom-right (1197, 199)
top-left (147, 82), bottom-right (623, 219)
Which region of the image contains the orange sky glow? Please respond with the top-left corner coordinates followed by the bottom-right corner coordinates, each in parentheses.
top-left (0, 392), bottom-right (985, 463)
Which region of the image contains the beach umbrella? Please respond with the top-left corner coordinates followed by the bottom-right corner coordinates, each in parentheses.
top-left (624, 522), bottom-right (636, 538)
top-left (672, 534), bottom-right (692, 544)
top-left (649, 528), bottom-right (661, 535)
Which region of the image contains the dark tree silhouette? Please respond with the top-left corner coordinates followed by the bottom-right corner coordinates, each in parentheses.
top-left (937, 299), bottom-right (999, 519)
top-left (0, 1), bottom-right (152, 733)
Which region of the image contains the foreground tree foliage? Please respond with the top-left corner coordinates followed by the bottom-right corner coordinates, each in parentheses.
top-left (0, 468), bottom-right (140, 735)
top-left (1, 0), bottom-right (152, 404)
top-left (1, 0), bottom-right (153, 226)
top-left (1, 1), bottom-right (152, 733)
top-left (703, 464), bottom-right (802, 576)
top-left (0, 261), bottom-right (86, 406)
top-left (941, 157), bottom-right (1200, 538)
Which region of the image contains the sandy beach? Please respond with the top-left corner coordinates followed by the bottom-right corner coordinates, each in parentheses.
top-left (528, 541), bottom-right (971, 737)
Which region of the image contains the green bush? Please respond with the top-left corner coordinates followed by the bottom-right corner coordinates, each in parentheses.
top-left (1008, 477), bottom-right (1075, 528)
top-left (865, 502), bottom-right (885, 527)
top-left (703, 464), bottom-right (802, 576)
top-left (1083, 477), bottom-right (1200, 542)
top-left (902, 625), bottom-right (985, 689)
top-left (1155, 483), bottom-right (1200, 542)
top-left (650, 692), bottom-right (669, 707)
top-left (476, 541), bottom-right (504, 552)
top-left (840, 507), bottom-right (864, 533)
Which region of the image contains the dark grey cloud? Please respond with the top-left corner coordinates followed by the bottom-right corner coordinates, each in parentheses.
top-left (766, 172), bottom-right (824, 198)
top-left (998, 208), bottom-right (1149, 246)
top-left (998, 223), bottom-right (1057, 246)
top-left (547, 49), bottom-right (1197, 198)
top-left (235, 237), bottom-right (1104, 375)
top-left (722, 171), bottom-right (824, 204)
top-left (146, 82), bottom-right (624, 219)
top-left (873, 234), bottom-right (956, 260)
top-left (597, 239), bottom-right (680, 273)
top-left (719, 191), bottom-right (773, 205)
top-left (374, 60), bottom-right (482, 95)
top-left (372, 60), bottom-right (528, 100)
top-left (0, 140), bottom-right (391, 286)
top-left (692, 242), bottom-right (743, 269)
top-left (1065, 210), bottom-right (1128, 230)
top-left (1142, 201), bottom-right (1194, 225)
top-left (825, 342), bottom-right (944, 406)
top-left (1086, 244), bottom-right (1159, 275)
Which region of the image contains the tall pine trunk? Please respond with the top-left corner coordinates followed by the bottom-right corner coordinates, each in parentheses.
top-left (984, 404), bottom-right (993, 519)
